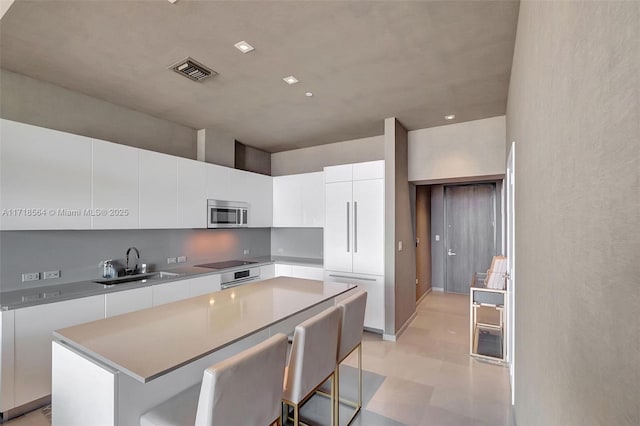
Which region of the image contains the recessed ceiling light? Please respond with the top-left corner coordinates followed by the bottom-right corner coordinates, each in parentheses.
top-left (444, 114), bottom-right (456, 120)
top-left (283, 76), bottom-right (299, 85)
top-left (305, 92), bottom-right (313, 97)
top-left (234, 41), bottom-right (254, 53)
top-left (167, 0), bottom-right (178, 3)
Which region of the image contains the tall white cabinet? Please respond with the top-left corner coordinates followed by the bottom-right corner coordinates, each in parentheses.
top-left (324, 160), bottom-right (385, 331)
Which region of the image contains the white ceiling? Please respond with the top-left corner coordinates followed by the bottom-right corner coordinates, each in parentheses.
top-left (0, 0), bottom-right (519, 152)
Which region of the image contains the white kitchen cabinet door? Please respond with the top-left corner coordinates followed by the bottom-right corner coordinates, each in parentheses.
top-left (0, 119), bottom-right (92, 230)
top-left (177, 158), bottom-right (207, 229)
top-left (206, 163), bottom-right (238, 202)
top-left (188, 275), bottom-right (222, 297)
top-left (105, 287), bottom-right (153, 318)
top-left (324, 182), bottom-right (353, 272)
top-left (324, 164), bottom-right (352, 183)
top-left (139, 150), bottom-right (178, 229)
top-left (275, 264), bottom-right (293, 277)
top-left (352, 179), bottom-right (385, 276)
top-left (152, 281), bottom-right (190, 306)
top-left (324, 271), bottom-right (385, 331)
top-left (260, 264), bottom-right (276, 280)
top-left (13, 295), bottom-right (104, 407)
top-left (92, 139), bottom-right (139, 229)
top-left (243, 171), bottom-right (273, 228)
top-left (353, 160), bottom-right (384, 181)
top-left (291, 265), bottom-right (324, 280)
top-left (272, 175), bottom-right (299, 227)
top-left (273, 172), bottom-right (323, 227)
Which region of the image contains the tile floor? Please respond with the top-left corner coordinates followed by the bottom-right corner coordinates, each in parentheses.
top-left (5, 291), bottom-right (514, 426)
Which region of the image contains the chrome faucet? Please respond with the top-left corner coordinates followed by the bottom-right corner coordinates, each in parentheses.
top-left (125, 247), bottom-right (140, 275)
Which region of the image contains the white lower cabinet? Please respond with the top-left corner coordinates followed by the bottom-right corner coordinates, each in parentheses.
top-left (188, 275), bottom-right (222, 297)
top-left (275, 264), bottom-right (293, 277)
top-left (259, 264), bottom-right (276, 280)
top-left (152, 281), bottom-right (191, 306)
top-left (105, 287), bottom-right (153, 318)
top-left (324, 271), bottom-right (385, 332)
top-left (13, 295), bottom-right (105, 407)
top-left (275, 264), bottom-right (324, 280)
top-left (1, 311), bottom-right (15, 412)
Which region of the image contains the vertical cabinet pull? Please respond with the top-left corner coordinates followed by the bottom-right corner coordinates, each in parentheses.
top-left (346, 202), bottom-right (350, 252)
top-left (354, 201), bottom-right (358, 253)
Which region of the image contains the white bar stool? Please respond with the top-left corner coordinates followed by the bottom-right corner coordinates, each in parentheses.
top-left (282, 306), bottom-right (341, 426)
top-left (140, 333), bottom-right (288, 426)
top-left (317, 289), bottom-right (367, 425)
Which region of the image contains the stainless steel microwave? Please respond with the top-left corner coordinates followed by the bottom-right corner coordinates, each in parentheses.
top-left (207, 200), bottom-right (249, 228)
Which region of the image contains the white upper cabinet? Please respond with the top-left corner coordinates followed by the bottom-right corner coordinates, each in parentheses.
top-left (242, 170), bottom-right (273, 228)
top-left (206, 163), bottom-right (237, 202)
top-left (273, 172), bottom-right (324, 227)
top-left (324, 164), bottom-right (352, 183)
top-left (139, 150), bottom-right (178, 229)
top-left (177, 158), bottom-right (207, 228)
top-left (92, 139), bottom-right (139, 229)
top-left (0, 119), bottom-right (92, 230)
top-left (353, 160), bottom-right (385, 180)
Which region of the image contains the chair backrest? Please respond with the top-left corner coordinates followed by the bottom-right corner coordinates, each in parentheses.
top-left (337, 289), bottom-right (367, 362)
top-left (195, 333), bottom-right (288, 426)
top-left (283, 306), bottom-right (341, 404)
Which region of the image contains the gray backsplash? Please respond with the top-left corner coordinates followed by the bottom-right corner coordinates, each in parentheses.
top-left (0, 228), bottom-right (271, 292)
top-left (270, 228), bottom-right (323, 259)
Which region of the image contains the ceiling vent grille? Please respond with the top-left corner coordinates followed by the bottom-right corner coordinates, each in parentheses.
top-left (169, 57), bottom-right (216, 82)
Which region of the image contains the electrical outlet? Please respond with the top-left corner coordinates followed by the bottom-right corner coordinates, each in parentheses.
top-left (177, 256), bottom-right (187, 263)
top-left (416, 278), bottom-right (419, 285)
top-left (398, 241), bottom-right (403, 251)
top-left (435, 234), bottom-right (440, 241)
top-left (243, 249), bottom-right (250, 255)
top-left (167, 257), bottom-right (177, 264)
top-left (22, 272), bottom-right (40, 282)
top-left (43, 270), bottom-right (61, 279)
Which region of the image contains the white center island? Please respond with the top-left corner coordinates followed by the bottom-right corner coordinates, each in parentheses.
top-left (51, 277), bottom-right (355, 426)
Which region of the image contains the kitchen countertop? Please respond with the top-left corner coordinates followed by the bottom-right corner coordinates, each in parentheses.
top-left (0, 256), bottom-right (323, 310)
top-left (54, 277), bottom-right (354, 383)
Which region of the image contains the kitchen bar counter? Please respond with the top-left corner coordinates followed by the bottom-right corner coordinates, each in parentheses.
top-left (54, 277), bottom-right (350, 383)
top-left (0, 256), bottom-right (323, 310)
top-left (51, 277), bottom-right (352, 425)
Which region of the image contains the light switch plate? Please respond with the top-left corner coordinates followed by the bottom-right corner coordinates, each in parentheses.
top-left (167, 257), bottom-right (177, 264)
top-left (435, 235), bottom-right (440, 241)
top-left (22, 272), bottom-right (40, 282)
top-left (43, 270), bottom-right (60, 279)
top-left (398, 241), bottom-right (403, 251)
top-left (177, 256), bottom-right (187, 263)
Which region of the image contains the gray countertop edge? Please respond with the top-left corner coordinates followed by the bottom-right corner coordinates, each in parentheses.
top-left (1, 256), bottom-right (324, 310)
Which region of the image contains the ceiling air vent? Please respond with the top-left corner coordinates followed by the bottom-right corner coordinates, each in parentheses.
top-left (168, 57), bottom-right (216, 82)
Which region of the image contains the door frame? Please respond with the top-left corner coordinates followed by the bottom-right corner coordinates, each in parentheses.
top-left (506, 142), bottom-right (516, 405)
top-left (443, 182), bottom-right (498, 293)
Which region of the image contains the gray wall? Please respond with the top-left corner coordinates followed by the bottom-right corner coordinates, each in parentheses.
top-left (236, 141), bottom-right (271, 176)
top-left (384, 117), bottom-right (416, 336)
top-left (270, 228), bottom-right (323, 259)
top-left (408, 116), bottom-right (506, 183)
top-left (271, 135), bottom-right (384, 176)
top-left (200, 127), bottom-right (236, 168)
top-left (0, 228), bottom-right (270, 292)
top-left (506, 2), bottom-right (639, 425)
top-left (0, 69), bottom-right (197, 159)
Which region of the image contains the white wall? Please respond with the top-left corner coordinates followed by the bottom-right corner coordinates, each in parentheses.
top-left (408, 116), bottom-right (506, 183)
top-left (271, 135), bottom-right (384, 176)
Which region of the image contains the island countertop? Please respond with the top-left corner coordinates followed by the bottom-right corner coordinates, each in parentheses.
top-left (53, 277), bottom-right (354, 383)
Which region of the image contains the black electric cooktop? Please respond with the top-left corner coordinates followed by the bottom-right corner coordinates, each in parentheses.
top-left (195, 260), bottom-right (258, 270)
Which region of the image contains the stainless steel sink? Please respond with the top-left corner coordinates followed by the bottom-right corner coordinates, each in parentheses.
top-left (93, 271), bottom-right (179, 285)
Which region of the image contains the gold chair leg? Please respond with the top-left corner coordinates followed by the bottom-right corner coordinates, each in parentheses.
top-left (334, 367), bottom-right (340, 426)
top-left (294, 403), bottom-right (299, 426)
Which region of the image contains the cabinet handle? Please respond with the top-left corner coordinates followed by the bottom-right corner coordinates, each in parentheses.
top-left (328, 274), bottom-right (377, 282)
top-left (346, 202), bottom-right (350, 252)
top-left (354, 201), bottom-right (358, 253)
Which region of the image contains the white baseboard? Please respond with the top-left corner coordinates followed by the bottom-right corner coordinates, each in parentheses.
top-left (432, 287), bottom-right (444, 292)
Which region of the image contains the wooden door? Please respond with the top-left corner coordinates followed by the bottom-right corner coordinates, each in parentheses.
top-left (445, 184), bottom-right (496, 294)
